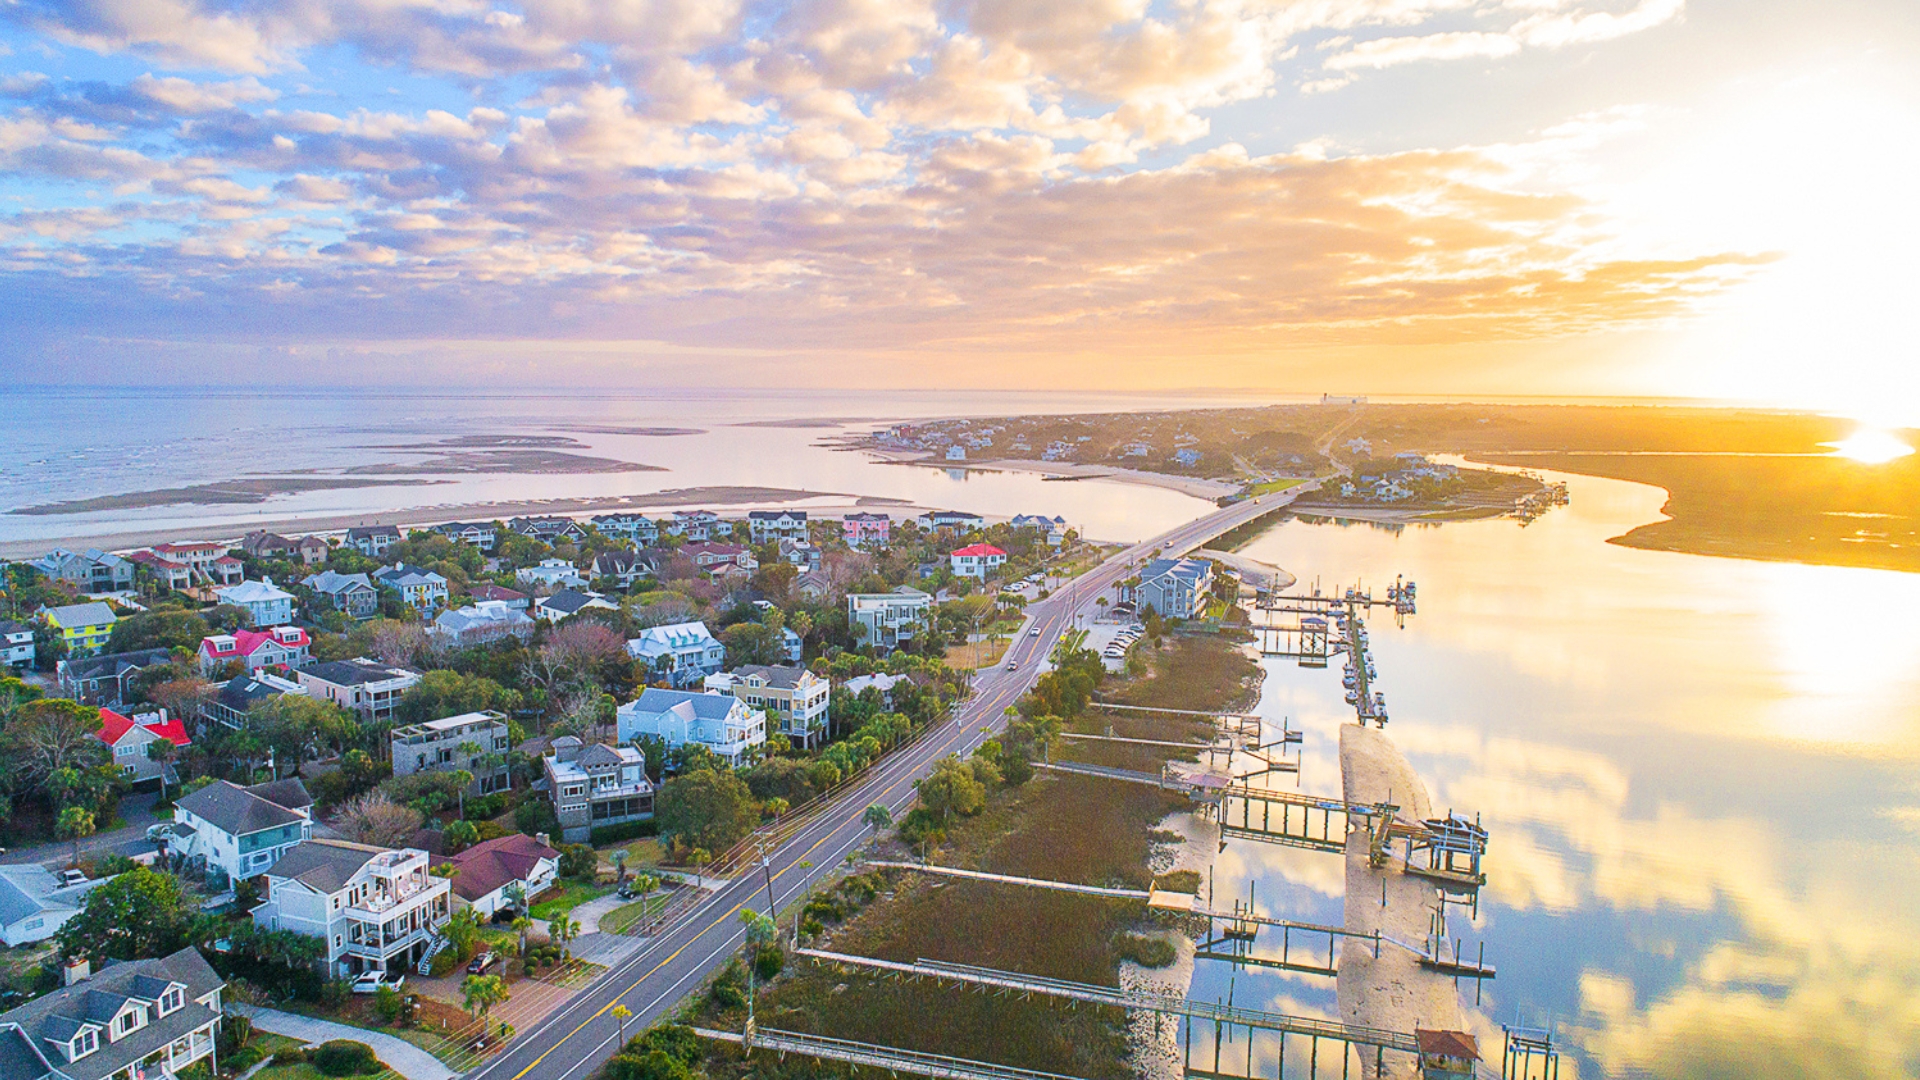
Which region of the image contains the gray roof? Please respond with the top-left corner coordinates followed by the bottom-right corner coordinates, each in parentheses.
top-left (0, 1023), bottom-right (56, 1080)
top-left (217, 675), bottom-right (291, 712)
top-left (263, 840), bottom-right (383, 893)
top-left (1142, 557), bottom-right (1211, 585)
top-left (0, 947), bottom-right (221, 1080)
top-left (246, 778), bottom-right (314, 811)
top-left (302, 658), bottom-right (418, 686)
top-left (375, 564), bottom-right (446, 588)
top-left (303, 570), bottom-right (374, 595)
top-left (631, 687), bottom-right (740, 720)
top-left (0, 866), bottom-right (103, 927)
top-left (347, 525), bottom-right (401, 540)
top-left (43, 602), bottom-right (117, 628)
top-left (540, 589), bottom-right (606, 615)
top-left (730, 664), bottom-right (809, 690)
top-left (0, 620), bottom-right (27, 635)
top-left (175, 779), bottom-right (306, 837)
top-left (57, 648), bottom-right (172, 683)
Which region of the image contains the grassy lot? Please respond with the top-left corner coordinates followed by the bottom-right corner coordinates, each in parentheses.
top-left (597, 837), bottom-right (665, 870)
top-left (944, 637), bottom-right (1009, 670)
top-left (1248, 477), bottom-right (1309, 496)
top-left (690, 634), bottom-right (1255, 1079)
top-left (597, 894), bottom-right (671, 935)
top-left (528, 881), bottom-right (613, 921)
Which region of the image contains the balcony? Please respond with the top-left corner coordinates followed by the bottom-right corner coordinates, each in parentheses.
top-left (343, 926), bottom-right (437, 960)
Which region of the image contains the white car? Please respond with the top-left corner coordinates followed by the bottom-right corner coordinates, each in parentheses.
top-left (1005, 660), bottom-right (1019, 671)
top-left (351, 971), bottom-right (405, 995)
top-left (1029, 627), bottom-right (1041, 637)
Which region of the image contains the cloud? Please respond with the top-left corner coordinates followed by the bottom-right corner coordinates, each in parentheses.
top-left (1322, 0), bottom-right (1685, 72)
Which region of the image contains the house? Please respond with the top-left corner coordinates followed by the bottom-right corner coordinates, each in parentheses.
top-left (303, 569), bottom-right (379, 619)
top-left (846, 587), bottom-right (932, 649)
top-left (31, 548), bottom-right (134, 593)
top-left (794, 571), bottom-right (834, 602)
top-left (94, 707), bottom-right (192, 785)
top-left (41, 601), bottom-right (118, 657)
top-left (151, 542), bottom-right (235, 585)
top-left (617, 688), bottom-right (764, 766)
top-left (0, 620), bottom-right (34, 669)
top-left (1414, 1029), bottom-right (1480, 1079)
top-left (746, 509), bottom-right (808, 543)
top-left (917, 510), bottom-right (985, 532)
top-left (126, 550), bottom-right (196, 592)
top-left (944, 446), bottom-right (967, 461)
top-left (626, 621), bottom-right (726, 687)
top-left (590, 513), bottom-right (658, 545)
top-left (778, 538), bottom-right (821, 573)
top-left (429, 834), bottom-right (559, 918)
top-left (1172, 448), bottom-right (1202, 468)
top-left (949, 543), bottom-right (1007, 580)
top-left (432, 521), bottom-right (498, 551)
top-left (590, 549), bottom-right (649, 589)
top-left (373, 565), bottom-right (449, 616)
top-left (0, 865), bottom-right (111, 946)
top-left (197, 626), bottom-right (311, 674)
top-left (252, 840), bottom-right (452, 979)
top-left (390, 710), bottom-right (512, 796)
top-left (542, 740), bottom-right (655, 843)
top-left (55, 648), bottom-right (172, 706)
top-left (681, 543), bottom-right (757, 576)
top-left (842, 671), bottom-right (910, 706)
top-left (507, 517), bottom-right (587, 544)
top-left (432, 600), bottom-right (536, 646)
top-left (666, 510), bottom-right (719, 541)
top-left (705, 665), bottom-right (830, 748)
top-left (469, 584), bottom-right (530, 610)
top-left (345, 525), bottom-right (403, 557)
top-left (295, 535), bottom-right (332, 565)
top-left (842, 512), bottom-right (892, 548)
top-left (297, 659), bottom-right (422, 724)
top-left (1010, 514), bottom-right (1068, 546)
top-left (239, 532), bottom-right (294, 558)
top-left (516, 558), bottom-right (588, 590)
top-left (535, 588), bottom-right (618, 623)
top-left (0, 946), bottom-right (223, 1080)
top-left (165, 778), bottom-right (314, 886)
top-left (204, 671), bottom-right (305, 729)
top-left (782, 626), bottom-right (804, 663)
top-left (1134, 557), bottom-right (1216, 620)
top-left (214, 579), bottom-right (296, 626)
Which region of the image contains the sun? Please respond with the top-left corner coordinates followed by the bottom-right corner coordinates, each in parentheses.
top-left (1828, 429), bottom-right (1916, 465)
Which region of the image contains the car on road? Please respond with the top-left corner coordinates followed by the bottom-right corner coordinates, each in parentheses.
top-left (1029, 627), bottom-right (1041, 637)
top-left (1005, 659), bottom-right (1018, 670)
top-left (351, 971), bottom-right (405, 994)
top-left (467, 951), bottom-right (499, 974)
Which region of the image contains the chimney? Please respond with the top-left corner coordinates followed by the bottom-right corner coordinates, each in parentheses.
top-left (63, 957), bottom-right (91, 986)
top-left (535, 833), bottom-right (550, 849)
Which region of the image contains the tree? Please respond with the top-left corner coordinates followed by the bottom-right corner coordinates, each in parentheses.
top-left (57, 866), bottom-right (192, 962)
top-left (512, 916), bottom-right (534, 957)
top-left (720, 622), bottom-right (782, 668)
top-left (331, 791), bottom-right (424, 847)
top-left (611, 848), bottom-right (629, 882)
top-left (393, 671), bottom-right (517, 729)
top-left (248, 695), bottom-right (355, 778)
top-left (0, 674), bottom-right (45, 724)
top-left (550, 915), bottom-right (580, 959)
top-left (558, 844), bottom-right (598, 881)
top-left (461, 974), bottom-right (510, 1022)
top-left (655, 769), bottom-right (758, 854)
top-left (444, 908), bottom-right (485, 961)
top-left (915, 754), bottom-right (986, 823)
top-left (861, 804), bottom-right (892, 831)
top-left (4, 699), bottom-right (107, 784)
top-left (107, 610), bottom-right (211, 654)
top-left (443, 818), bottom-right (479, 853)
top-left (612, 1004), bottom-right (632, 1046)
top-left (56, 805), bottom-right (95, 865)
top-left (629, 873), bottom-right (659, 915)
top-left (146, 737), bottom-right (179, 802)
top-left (145, 676), bottom-right (213, 725)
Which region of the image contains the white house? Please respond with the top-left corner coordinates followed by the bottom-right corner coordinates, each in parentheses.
top-left (197, 626), bottom-right (311, 674)
top-left (0, 947), bottom-right (224, 1080)
top-left (949, 542), bottom-right (1007, 579)
top-left (847, 587), bottom-right (933, 649)
top-left (346, 525), bottom-right (403, 557)
top-left (429, 833), bottom-right (560, 918)
top-left (433, 600), bottom-right (536, 645)
top-left (516, 558), bottom-right (589, 590)
top-left (0, 865), bottom-right (111, 946)
top-left (164, 779), bottom-right (314, 887)
top-left (214, 578), bottom-right (295, 626)
top-left (746, 509), bottom-right (808, 543)
top-left (297, 658), bottom-right (422, 723)
top-left (252, 840), bottom-right (452, 979)
top-left (618, 688), bottom-right (765, 765)
top-left (0, 620), bottom-right (34, 669)
top-left (374, 564), bottom-right (450, 615)
top-left (535, 588), bottom-right (618, 623)
top-left (626, 621), bottom-right (727, 687)
top-left (1010, 514), bottom-right (1069, 547)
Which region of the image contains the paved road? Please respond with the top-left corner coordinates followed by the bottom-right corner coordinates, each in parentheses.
top-left (0, 792), bottom-right (160, 866)
top-left (471, 486), bottom-right (1311, 1080)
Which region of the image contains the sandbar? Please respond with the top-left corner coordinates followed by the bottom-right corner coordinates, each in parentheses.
top-left (9, 477), bottom-right (445, 517)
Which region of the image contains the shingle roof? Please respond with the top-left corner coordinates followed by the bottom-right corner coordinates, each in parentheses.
top-left (630, 687), bottom-right (740, 720)
top-left (0, 946), bottom-right (221, 1080)
top-left (175, 779), bottom-right (305, 837)
top-left (215, 579), bottom-right (294, 604)
top-left (57, 648), bottom-right (172, 683)
top-left (263, 839), bottom-right (383, 893)
top-left (0, 1023), bottom-right (56, 1080)
top-left (730, 664), bottom-right (810, 690)
top-left (539, 589), bottom-right (606, 615)
top-left (303, 570), bottom-right (373, 595)
top-left (301, 658), bottom-right (419, 686)
top-left (246, 778), bottom-right (314, 811)
top-left (43, 602), bottom-right (117, 628)
top-left (429, 833), bottom-right (560, 903)
top-left (217, 675), bottom-right (293, 712)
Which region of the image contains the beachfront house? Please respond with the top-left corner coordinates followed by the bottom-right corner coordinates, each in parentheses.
top-left (508, 517), bottom-right (588, 544)
top-left (296, 535), bottom-right (332, 565)
top-left (30, 548), bottom-right (134, 593)
top-left (591, 513), bottom-right (658, 545)
top-left (1010, 514), bottom-right (1069, 546)
top-left (197, 626), bottom-right (311, 674)
top-left (1133, 557), bottom-right (1216, 620)
top-left (842, 512), bottom-right (892, 548)
top-left (152, 541), bottom-right (243, 585)
top-left (0, 947), bottom-right (225, 1080)
top-left (432, 521), bottom-right (498, 551)
top-left (626, 621), bottom-right (727, 687)
top-left (747, 509), bottom-right (808, 542)
top-left (542, 740), bottom-right (655, 843)
top-left (297, 658), bottom-right (422, 725)
top-left (252, 840), bottom-right (452, 979)
top-left (303, 569), bottom-right (380, 619)
top-left (665, 510), bottom-right (719, 540)
top-left (617, 688), bottom-right (764, 766)
top-left (916, 510), bottom-right (985, 532)
top-left (346, 525), bottom-right (402, 557)
top-left (847, 587), bottom-right (932, 649)
top-left (705, 664), bottom-right (830, 748)
top-left (55, 647), bottom-right (172, 705)
top-left (214, 579), bottom-right (296, 626)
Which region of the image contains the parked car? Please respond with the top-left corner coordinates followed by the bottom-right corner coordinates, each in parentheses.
top-left (617, 881), bottom-right (638, 900)
top-left (467, 951), bottom-right (499, 974)
top-left (351, 971), bottom-right (405, 994)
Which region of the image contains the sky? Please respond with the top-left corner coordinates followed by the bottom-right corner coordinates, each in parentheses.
top-left (1, 0), bottom-right (1916, 416)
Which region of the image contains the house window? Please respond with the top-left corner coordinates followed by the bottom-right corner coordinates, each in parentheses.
top-left (70, 1028), bottom-right (97, 1059)
top-left (159, 987), bottom-right (184, 1015)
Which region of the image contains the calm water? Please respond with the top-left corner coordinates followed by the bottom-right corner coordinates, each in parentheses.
top-left (1190, 469), bottom-right (1920, 1078)
top-left (0, 388), bottom-right (1234, 548)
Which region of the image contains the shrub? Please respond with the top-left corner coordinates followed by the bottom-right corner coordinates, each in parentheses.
top-left (522, 959), bottom-right (537, 977)
top-left (277, 1047), bottom-right (309, 1065)
top-left (1153, 870), bottom-right (1202, 894)
top-left (752, 943), bottom-right (783, 981)
top-left (224, 1047), bottom-right (264, 1072)
top-left (474, 820), bottom-right (510, 842)
top-left (464, 793), bottom-right (506, 820)
top-left (1114, 932), bottom-right (1177, 968)
top-left (589, 820), bottom-right (657, 845)
top-left (430, 950), bottom-right (456, 977)
top-left (313, 1040), bottom-right (381, 1077)
top-left (707, 960), bottom-right (747, 1010)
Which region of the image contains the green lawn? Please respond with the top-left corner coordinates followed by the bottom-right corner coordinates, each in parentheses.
top-left (1248, 477), bottom-right (1309, 496)
top-left (596, 894), bottom-right (670, 935)
top-left (598, 837), bottom-right (664, 871)
top-left (528, 881), bottom-right (612, 921)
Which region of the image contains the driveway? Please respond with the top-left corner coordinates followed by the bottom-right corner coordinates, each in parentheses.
top-left (233, 1005), bottom-right (456, 1080)
top-left (0, 792), bottom-right (161, 866)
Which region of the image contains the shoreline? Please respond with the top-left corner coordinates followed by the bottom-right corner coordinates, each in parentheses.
top-left (876, 453), bottom-right (1239, 501)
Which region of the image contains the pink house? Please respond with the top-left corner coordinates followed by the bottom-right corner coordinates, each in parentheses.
top-left (842, 512), bottom-right (892, 548)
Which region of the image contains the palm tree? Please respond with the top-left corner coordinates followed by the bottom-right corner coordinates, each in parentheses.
top-left (862, 804), bottom-right (892, 832)
top-left (551, 915), bottom-right (580, 960)
top-left (461, 974), bottom-right (510, 1024)
top-left (511, 917), bottom-right (534, 958)
top-left (56, 806), bottom-right (95, 866)
top-left (630, 873), bottom-right (659, 922)
top-left (611, 849), bottom-right (628, 883)
top-left (502, 881), bottom-right (527, 915)
top-left (611, 1004), bottom-right (632, 1048)
top-left (454, 740), bottom-right (485, 816)
top-left (146, 737), bottom-right (179, 803)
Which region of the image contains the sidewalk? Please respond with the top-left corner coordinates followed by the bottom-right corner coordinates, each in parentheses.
top-left (233, 1006), bottom-right (455, 1080)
